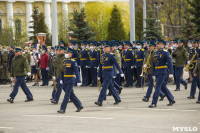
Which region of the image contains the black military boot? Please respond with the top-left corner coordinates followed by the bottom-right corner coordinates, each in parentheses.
top-left (149, 103), bottom-right (157, 108)
top-left (167, 101), bottom-right (176, 106)
top-left (142, 96), bottom-right (149, 102)
top-left (7, 98), bottom-right (14, 103)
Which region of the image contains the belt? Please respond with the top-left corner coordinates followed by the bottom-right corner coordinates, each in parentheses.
top-left (64, 75), bottom-right (75, 77)
top-left (102, 66), bottom-right (113, 69)
top-left (136, 59), bottom-right (143, 61)
top-left (124, 59), bottom-right (131, 61)
top-left (155, 65), bottom-right (167, 69)
top-left (90, 58), bottom-right (96, 60)
top-left (80, 58), bottom-right (87, 60)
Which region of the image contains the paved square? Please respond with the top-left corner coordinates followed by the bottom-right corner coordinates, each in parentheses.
top-left (0, 75), bottom-right (199, 133)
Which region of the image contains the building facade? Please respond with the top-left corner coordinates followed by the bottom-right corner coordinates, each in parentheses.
top-left (0, 0), bottom-right (97, 37)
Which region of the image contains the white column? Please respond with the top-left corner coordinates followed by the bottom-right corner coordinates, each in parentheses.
top-left (6, 1), bottom-right (14, 28)
top-left (52, 0), bottom-right (58, 46)
top-left (129, 0), bottom-right (135, 42)
top-left (44, 1), bottom-right (51, 32)
top-left (79, 2), bottom-right (85, 9)
top-left (143, 0), bottom-right (146, 38)
top-left (26, 1), bottom-right (33, 38)
top-left (62, 2), bottom-right (69, 19)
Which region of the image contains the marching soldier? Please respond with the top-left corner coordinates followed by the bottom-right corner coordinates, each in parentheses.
top-left (142, 41), bottom-right (156, 102)
top-left (187, 40), bottom-right (200, 99)
top-left (57, 49), bottom-right (83, 113)
top-left (172, 40), bottom-right (188, 91)
top-left (122, 41), bottom-right (134, 87)
top-left (193, 53), bottom-right (200, 104)
top-left (7, 47), bottom-right (33, 103)
top-left (149, 40), bottom-right (175, 108)
top-left (48, 47), bottom-right (56, 80)
top-left (51, 46), bottom-right (65, 104)
top-left (95, 43), bottom-right (124, 106)
top-left (134, 41), bottom-right (145, 88)
top-left (89, 42), bottom-right (99, 87)
top-left (80, 41), bottom-right (89, 86)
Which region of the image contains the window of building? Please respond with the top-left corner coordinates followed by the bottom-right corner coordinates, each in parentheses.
top-left (15, 19), bottom-right (22, 34)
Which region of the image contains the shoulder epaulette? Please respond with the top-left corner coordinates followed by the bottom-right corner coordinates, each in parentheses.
top-left (110, 53), bottom-right (114, 55)
top-left (141, 48), bottom-right (144, 51)
top-left (129, 49), bottom-right (132, 51)
top-left (163, 49), bottom-right (168, 52)
top-left (71, 59), bottom-right (75, 61)
top-left (95, 49), bottom-right (97, 52)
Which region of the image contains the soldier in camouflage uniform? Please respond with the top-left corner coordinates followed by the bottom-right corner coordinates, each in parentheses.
top-left (7, 46), bottom-right (33, 103)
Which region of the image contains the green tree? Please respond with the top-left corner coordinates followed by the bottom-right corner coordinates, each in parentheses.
top-left (107, 5), bottom-right (126, 41)
top-left (29, 6), bottom-right (50, 45)
top-left (69, 8), bottom-right (96, 43)
top-left (143, 9), bottom-right (162, 41)
top-left (135, 5), bottom-right (143, 40)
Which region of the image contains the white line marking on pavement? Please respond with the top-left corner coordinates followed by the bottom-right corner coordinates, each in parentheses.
top-left (128, 108), bottom-right (177, 111)
top-left (105, 107), bottom-right (124, 109)
top-left (23, 115), bottom-right (114, 120)
top-left (0, 127), bottom-right (14, 129)
top-left (105, 107), bottom-right (198, 112)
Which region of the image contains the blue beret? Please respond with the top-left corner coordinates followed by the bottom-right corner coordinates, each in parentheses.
top-left (51, 47), bottom-right (55, 50)
top-left (157, 39), bottom-right (166, 45)
top-left (15, 47), bottom-right (22, 52)
top-left (136, 41), bottom-right (143, 45)
top-left (178, 40), bottom-right (184, 43)
top-left (59, 40), bottom-right (66, 46)
top-left (57, 46), bottom-right (65, 50)
top-left (10, 45), bottom-right (15, 49)
top-left (148, 41), bottom-right (156, 47)
top-left (42, 45), bottom-right (47, 51)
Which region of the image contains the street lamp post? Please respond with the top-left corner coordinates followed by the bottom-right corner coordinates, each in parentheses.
top-left (52, 0), bottom-right (58, 47)
top-left (154, 1), bottom-right (164, 26)
top-left (129, 0), bottom-right (135, 42)
top-left (143, 0), bottom-right (146, 38)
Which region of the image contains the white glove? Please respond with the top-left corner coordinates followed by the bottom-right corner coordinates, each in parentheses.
top-left (152, 76), bottom-right (156, 80)
top-left (77, 83), bottom-right (81, 87)
top-left (113, 76), bottom-right (116, 78)
top-left (46, 67), bottom-right (49, 70)
top-left (187, 61), bottom-right (190, 64)
top-left (144, 64), bottom-right (147, 68)
top-left (169, 74), bottom-right (173, 79)
top-left (52, 76), bottom-right (56, 80)
top-left (98, 77), bottom-right (100, 80)
top-left (10, 77), bottom-right (14, 81)
top-left (120, 74), bottom-right (124, 77)
top-left (60, 80), bottom-right (63, 84)
top-left (131, 66), bottom-right (134, 69)
top-left (27, 72), bottom-right (31, 76)
top-left (86, 66), bottom-right (88, 68)
top-left (116, 70), bottom-right (119, 74)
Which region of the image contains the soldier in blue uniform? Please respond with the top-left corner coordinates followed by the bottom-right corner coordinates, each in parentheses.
top-left (134, 41), bottom-right (145, 88)
top-left (187, 40), bottom-right (200, 99)
top-left (149, 40), bottom-right (175, 108)
top-left (80, 41), bottom-right (89, 86)
top-left (57, 49), bottom-right (83, 113)
top-left (122, 41), bottom-right (134, 87)
top-left (95, 43), bottom-right (124, 106)
top-left (89, 42), bottom-right (99, 87)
